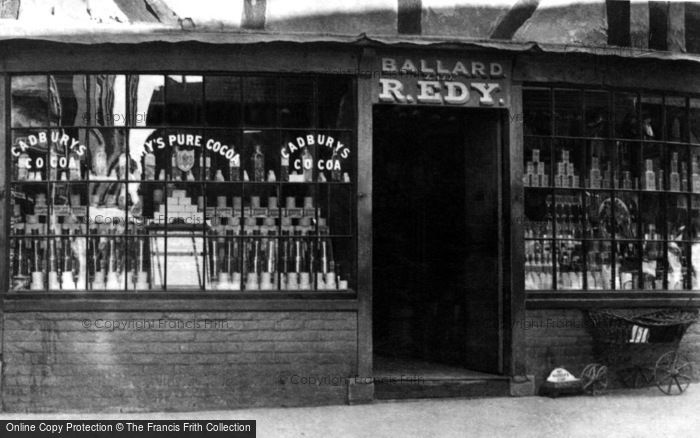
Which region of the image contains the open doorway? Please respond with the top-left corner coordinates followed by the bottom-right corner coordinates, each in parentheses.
top-left (372, 105), bottom-right (504, 394)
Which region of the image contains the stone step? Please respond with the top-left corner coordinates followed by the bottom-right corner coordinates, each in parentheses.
top-left (374, 378), bottom-right (511, 400)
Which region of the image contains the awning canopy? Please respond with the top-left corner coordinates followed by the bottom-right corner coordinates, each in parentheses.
top-left (0, 1), bottom-right (699, 64)
top-left (1, 31), bottom-right (697, 65)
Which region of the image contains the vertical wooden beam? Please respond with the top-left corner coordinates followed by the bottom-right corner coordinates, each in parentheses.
top-left (630, 0), bottom-right (650, 49)
top-left (507, 83), bottom-right (527, 379)
top-left (356, 48), bottom-right (375, 386)
top-left (686, 1), bottom-right (700, 54)
top-left (606, 0), bottom-right (631, 47)
top-left (242, 0), bottom-right (266, 30)
top-left (649, 1), bottom-right (669, 51)
top-left (0, 0), bottom-right (19, 19)
top-left (667, 1), bottom-right (685, 52)
top-left (0, 74), bottom-right (6, 374)
top-left (496, 110), bottom-right (505, 375)
top-left (398, 0), bottom-right (422, 34)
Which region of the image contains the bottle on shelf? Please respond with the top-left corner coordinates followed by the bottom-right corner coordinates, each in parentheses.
top-left (555, 202), bottom-right (564, 239)
top-left (287, 218), bottom-right (312, 290)
top-left (528, 248), bottom-right (553, 290)
top-left (524, 254), bottom-right (535, 290)
top-left (587, 260), bottom-right (597, 290)
top-left (68, 150), bottom-right (82, 180)
top-left (589, 156), bottom-right (602, 189)
top-left (245, 239), bottom-right (261, 290)
top-left (227, 232), bottom-right (242, 290)
top-left (170, 152), bottom-right (178, 180)
top-left (106, 232), bottom-right (122, 290)
top-left (643, 117), bottom-right (655, 140)
top-left (209, 231), bottom-right (220, 287)
top-left (200, 153), bottom-right (211, 181)
top-left (280, 147), bottom-right (289, 182)
top-left (302, 147), bottom-right (313, 182)
top-left (260, 225), bottom-right (277, 291)
top-left (30, 232), bottom-right (44, 290)
top-left (644, 159), bottom-right (656, 191)
top-left (670, 152), bottom-right (681, 191)
top-left (318, 221), bottom-right (336, 290)
top-left (619, 171), bottom-right (631, 190)
top-left (13, 237), bottom-right (26, 288)
top-left (601, 162), bottom-right (612, 189)
top-left (693, 156), bottom-right (700, 193)
top-left (61, 231), bottom-right (76, 290)
top-left (280, 217), bottom-right (293, 289)
top-left (89, 235), bottom-right (103, 290)
top-left (135, 237), bottom-right (149, 290)
top-left (252, 144), bottom-right (265, 182)
top-left (47, 236), bottom-right (60, 290)
top-left (296, 240), bottom-right (311, 290)
top-left (228, 146), bottom-right (240, 182)
top-left (331, 149), bottom-right (342, 183)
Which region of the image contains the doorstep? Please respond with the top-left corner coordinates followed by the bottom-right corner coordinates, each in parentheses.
top-left (372, 355), bottom-right (511, 400)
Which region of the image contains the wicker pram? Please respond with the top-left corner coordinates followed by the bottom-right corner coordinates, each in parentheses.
top-left (582, 308), bottom-right (698, 395)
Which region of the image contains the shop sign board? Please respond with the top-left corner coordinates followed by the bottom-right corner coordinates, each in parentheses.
top-left (376, 54), bottom-right (510, 108)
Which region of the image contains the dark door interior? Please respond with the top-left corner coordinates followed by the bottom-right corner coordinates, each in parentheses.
top-left (372, 105), bottom-right (502, 374)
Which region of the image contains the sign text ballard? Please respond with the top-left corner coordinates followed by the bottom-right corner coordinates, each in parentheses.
top-left (378, 57), bottom-right (507, 107)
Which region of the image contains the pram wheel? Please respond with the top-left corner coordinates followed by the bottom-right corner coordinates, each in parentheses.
top-left (581, 363), bottom-right (608, 395)
top-left (655, 351), bottom-right (693, 395)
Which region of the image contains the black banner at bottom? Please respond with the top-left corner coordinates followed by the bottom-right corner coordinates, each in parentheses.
top-left (2, 420), bottom-right (256, 437)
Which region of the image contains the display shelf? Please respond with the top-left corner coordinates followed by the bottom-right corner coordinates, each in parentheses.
top-left (7, 73), bottom-right (357, 295)
top-left (523, 86), bottom-right (700, 293)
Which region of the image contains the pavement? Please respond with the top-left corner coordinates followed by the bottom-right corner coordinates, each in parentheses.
top-left (2, 387), bottom-right (700, 438)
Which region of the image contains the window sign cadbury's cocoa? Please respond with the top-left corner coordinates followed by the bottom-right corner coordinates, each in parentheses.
top-left (377, 55), bottom-right (510, 107)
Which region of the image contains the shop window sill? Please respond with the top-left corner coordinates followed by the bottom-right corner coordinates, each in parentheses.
top-left (526, 290), bottom-right (700, 309)
top-left (2, 289), bottom-right (358, 312)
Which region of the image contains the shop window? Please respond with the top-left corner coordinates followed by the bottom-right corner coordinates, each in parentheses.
top-left (523, 86), bottom-right (700, 292)
top-left (8, 74), bottom-right (355, 293)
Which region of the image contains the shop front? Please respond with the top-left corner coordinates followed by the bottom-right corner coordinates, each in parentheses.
top-left (1, 21), bottom-right (700, 412)
top-left (1, 42), bottom-right (367, 412)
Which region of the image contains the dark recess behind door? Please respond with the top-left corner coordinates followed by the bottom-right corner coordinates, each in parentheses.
top-left (372, 106), bottom-right (501, 374)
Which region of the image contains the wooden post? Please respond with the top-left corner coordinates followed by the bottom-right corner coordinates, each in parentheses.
top-left (507, 83), bottom-right (528, 381)
top-left (351, 47), bottom-right (375, 403)
top-left (0, 73), bottom-right (6, 375)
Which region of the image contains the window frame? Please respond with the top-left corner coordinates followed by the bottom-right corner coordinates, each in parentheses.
top-left (522, 82), bottom-right (700, 304)
top-left (4, 71), bottom-right (359, 298)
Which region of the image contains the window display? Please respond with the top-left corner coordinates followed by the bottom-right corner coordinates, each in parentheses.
top-left (9, 74), bottom-right (355, 292)
top-left (524, 86), bottom-right (700, 291)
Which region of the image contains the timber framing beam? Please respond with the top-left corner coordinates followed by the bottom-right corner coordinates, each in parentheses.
top-left (491, 0), bottom-right (539, 40)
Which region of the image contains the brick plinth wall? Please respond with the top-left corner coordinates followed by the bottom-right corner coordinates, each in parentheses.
top-left (525, 309), bottom-right (700, 389)
top-left (1, 311), bottom-right (357, 413)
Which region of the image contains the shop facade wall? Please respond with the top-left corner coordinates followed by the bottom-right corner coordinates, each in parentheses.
top-left (0, 40), bottom-right (365, 413)
top-left (1, 310), bottom-right (357, 412)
